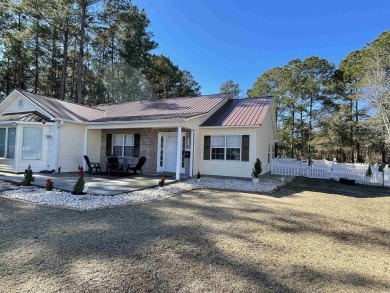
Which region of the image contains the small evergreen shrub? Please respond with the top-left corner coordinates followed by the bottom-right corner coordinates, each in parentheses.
top-left (366, 164), bottom-right (372, 177)
top-left (252, 158), bottom-right (262, 178)
top-left (22, 165), bottom-right (35, 186)
top-left (197, 170), bottom-right (201, 180)
top-left (72, 166), bottom-right (85, 194)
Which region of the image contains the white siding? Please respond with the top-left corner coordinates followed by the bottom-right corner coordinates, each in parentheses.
top-left (57, 122), bottom-right (85, 172)
top-left (256, 109), bottom-right (275, 174)
top-left (3, 95), bottom-right (47, 115)
top-left (198, 127), bottom-right (256, 178)
top-left (16, 125), bottom-right (56, 173)
top-left (86, 129), bottom-right (101, 162)
top-left (182, 116), bottom-right (209, 177)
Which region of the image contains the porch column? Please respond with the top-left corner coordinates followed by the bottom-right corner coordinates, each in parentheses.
top-left (189, 130), bottom-right (194, 177)
top-left (176, 126), bottom-right (182, 180)
top-left (83, 128), bottom-right (88, 170)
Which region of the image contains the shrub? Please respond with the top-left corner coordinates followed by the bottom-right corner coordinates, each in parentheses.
top-left (197, 170), bottom-right (201, 179)
top-left (366, 164), bottom-right (372, 177)
top-left (72, 166), bottom-right (85, 194)
top-left (22, 165), bottom-right (34, 186)
top-left (46, 178), bottom-right (53, 191)
top-left (252, 158), bottom-right (262, 178)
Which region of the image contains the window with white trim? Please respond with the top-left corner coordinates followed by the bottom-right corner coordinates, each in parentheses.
top-left (0, 127), bottom-right (16, 159)
top-left (112, 134), bottom-right (134, 157)
top-left (211, 135), bottom-right (241, 161)
top-left (23, 127), bottom-right (42, 160)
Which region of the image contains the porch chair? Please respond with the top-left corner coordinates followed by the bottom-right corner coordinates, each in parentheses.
top-left (106, 156), bottom-right (124, 176)
top-left (127, 156), bottom-right (146, 175)
top-left (84, 155), bottom-right (101, 174)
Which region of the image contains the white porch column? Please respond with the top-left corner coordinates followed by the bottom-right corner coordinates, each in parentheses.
top-left (176, 126), bottom-right (182, 180)
top-left (83, 128), bottom-right (88, 170)
top-left (189, 129), bottom-right (194, 177)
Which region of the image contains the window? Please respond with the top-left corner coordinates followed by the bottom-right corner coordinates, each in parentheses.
top-left (23, 127), bottom-right (42, 160)
top-left (211, 135), bottom-right (225, 160)
top-left (0, 129), bottom-right (5, 158)
top-left (211, 135), bottom-right (241, 160)
top-left (226, 135), bottom-right (241, 160)
top-left (0, 128), bottom-right (16, 159)
top-left (112, 134), bottom-right (134, 157)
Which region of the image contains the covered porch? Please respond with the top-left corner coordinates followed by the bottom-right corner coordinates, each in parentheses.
top-left (84, 121), bottom-right (195, 180)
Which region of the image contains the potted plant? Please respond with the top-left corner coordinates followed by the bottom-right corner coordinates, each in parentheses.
top-left (197, 170), bottom-right (201, 182)
top-left (21, 165), bottom-right (35, 192)
top-left (251, 158), bottom-right (262, 183)
top-left (71, 166), bottom-right (86, 195)
top-left (365, 164), bottom-right (372, 182)
top-left (45, 178), bottom-right (54, 192)
top-left (158, 175), bottom-right (165, 188)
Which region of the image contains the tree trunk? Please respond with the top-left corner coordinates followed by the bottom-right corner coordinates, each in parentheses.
top-left (60, 28), bottom-right (69, 101)
top-left (34, 21), bottom-right (39, 93)
top-left (77, 0), bottom-right (87, 104)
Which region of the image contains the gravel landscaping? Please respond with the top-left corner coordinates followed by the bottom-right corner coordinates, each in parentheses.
top-left (0, 175), bottom-right (293, 210)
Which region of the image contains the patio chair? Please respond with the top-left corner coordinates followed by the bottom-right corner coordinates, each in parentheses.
top-left (84, 155), bottom-right (101, 174)
top-left (106, 156), bottom-right (124, 176)
top-left (127, 156), bottom-right (146, 175)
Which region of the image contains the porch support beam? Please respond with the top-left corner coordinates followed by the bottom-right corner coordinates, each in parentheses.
top-left (83, 128), bottom-right (88, 170)
top-left (189, 130), bottom-right (194, 177)
top-left (176, 126), bottom-right (182, 180)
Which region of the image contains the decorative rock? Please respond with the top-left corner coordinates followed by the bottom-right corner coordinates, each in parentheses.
top-left (0, 175), bottom-right (293, 211)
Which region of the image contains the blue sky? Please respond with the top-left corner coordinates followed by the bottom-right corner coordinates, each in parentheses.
top-left (132, 0), bottom-right (390, 97)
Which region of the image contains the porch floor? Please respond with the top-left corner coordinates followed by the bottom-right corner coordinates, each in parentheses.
top-left (0, 172), bottom-right (180, 196)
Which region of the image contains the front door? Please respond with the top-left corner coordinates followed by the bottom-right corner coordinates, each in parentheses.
top-left (157, 132), bottom-right (185, 173)
top-left (165, 134), bottom-right (177, 171)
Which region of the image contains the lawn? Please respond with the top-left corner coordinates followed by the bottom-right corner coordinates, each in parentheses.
top-left (0, 178), bottom-right (389, 292)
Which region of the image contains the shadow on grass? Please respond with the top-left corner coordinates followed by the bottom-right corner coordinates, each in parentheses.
top-left (281, 177), bottom-right (390, 198)
top-left (0, 182), bottom-right (389, 292)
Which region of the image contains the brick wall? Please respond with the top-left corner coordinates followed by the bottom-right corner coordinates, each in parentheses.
top-left (100, 128), bottom-right (191, 175)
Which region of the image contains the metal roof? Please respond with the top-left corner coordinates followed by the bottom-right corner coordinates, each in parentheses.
top-left (15, 90), bottom-right (231, 123)
top-left (94, 93), bottom-right (230, 122)
top-left (200, 97), bottom-right (273, 127)
top-left (0, 111), bottom-right (53, 123)
top-left (17, 90), bottom-right (105, 122)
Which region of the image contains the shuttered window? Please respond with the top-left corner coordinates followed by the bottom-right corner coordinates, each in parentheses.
top-left (204, 135), bottom-right (250, 161)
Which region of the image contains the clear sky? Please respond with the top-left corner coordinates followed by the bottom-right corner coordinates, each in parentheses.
top-left (132, 0), bottom-right (390, 97)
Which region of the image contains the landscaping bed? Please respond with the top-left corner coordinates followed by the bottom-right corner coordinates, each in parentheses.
top-left (0, 175), bottom-right (293, 210)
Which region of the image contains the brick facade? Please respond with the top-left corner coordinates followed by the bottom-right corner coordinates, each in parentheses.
top-left (100, 128), bottom-right (191, 176)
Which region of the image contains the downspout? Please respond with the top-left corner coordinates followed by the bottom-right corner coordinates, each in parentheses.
top-left (54, 120), bottom-right (64, 172)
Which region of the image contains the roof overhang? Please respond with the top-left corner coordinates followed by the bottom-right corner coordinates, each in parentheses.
top-left (84, 118), bottom-right (186, 130)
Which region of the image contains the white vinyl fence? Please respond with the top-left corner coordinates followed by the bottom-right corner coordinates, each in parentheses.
top-left (271, 158), bottom-right (390, 186)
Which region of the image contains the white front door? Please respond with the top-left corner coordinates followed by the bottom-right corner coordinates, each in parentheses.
top-left (157, 132), bottom-right (185, 173)
top-left (165, 134), bottom-right (177, 171)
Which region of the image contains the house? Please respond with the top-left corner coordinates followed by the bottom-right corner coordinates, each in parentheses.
top-left (0, 89), bottom-right (277, 179)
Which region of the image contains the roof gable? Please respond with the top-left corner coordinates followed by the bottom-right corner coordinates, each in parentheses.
top-left (200, 97), bottom-right (273, 127)
top-left (17, 90), bottom-right (105, 122)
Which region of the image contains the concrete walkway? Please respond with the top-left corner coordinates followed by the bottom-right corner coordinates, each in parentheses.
top-left (0, 172), bottom-right (176, 196)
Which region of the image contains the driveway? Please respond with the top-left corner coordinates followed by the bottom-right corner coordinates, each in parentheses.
top-left (0, 178), bottom-right (389, 292)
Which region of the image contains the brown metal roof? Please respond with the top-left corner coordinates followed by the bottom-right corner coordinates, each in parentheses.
top-left (17, 90), bottom-right (105, 122)
top-left (94, 93), bottom-right (230, 122)
top-left (0, 111), bottom-right (53, 123)
top-left (200, 97), bottom-right (273, 127)
top-left (15, 90), bottom-right (230, 123)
